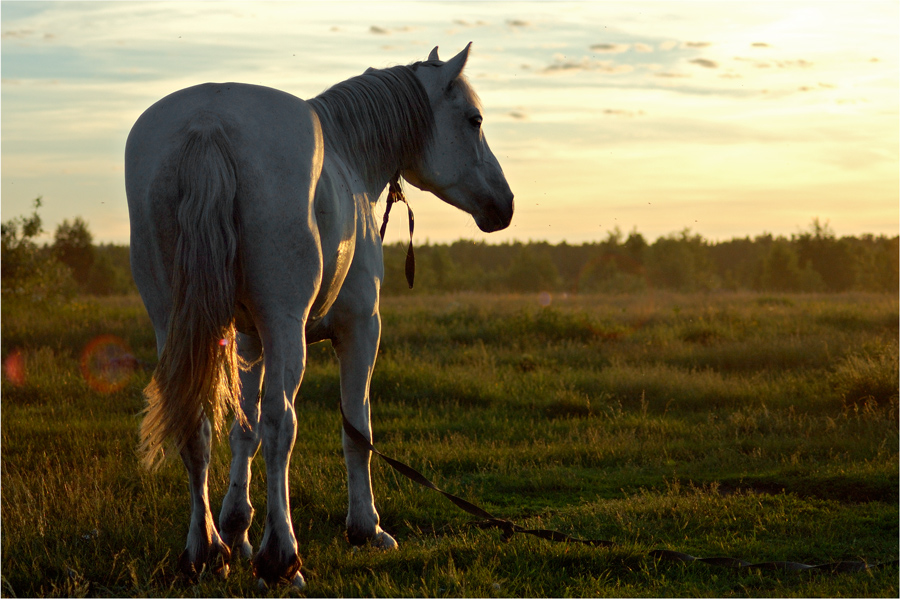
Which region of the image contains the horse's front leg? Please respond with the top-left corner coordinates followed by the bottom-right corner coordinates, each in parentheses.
top-left (334, 309), bottom-right (398, 550)
top-left (178, 416), bottom-right (231, 579)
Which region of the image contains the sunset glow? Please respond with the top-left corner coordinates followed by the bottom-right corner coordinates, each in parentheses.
top-left (2, 1), bottom-right (897, 245)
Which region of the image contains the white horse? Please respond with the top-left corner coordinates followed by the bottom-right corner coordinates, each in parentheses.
top-left (125, 44), bottom-right (514, 587)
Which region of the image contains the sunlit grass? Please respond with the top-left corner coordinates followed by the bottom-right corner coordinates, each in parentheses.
top-left (1, 291), bottom-right (897, 597)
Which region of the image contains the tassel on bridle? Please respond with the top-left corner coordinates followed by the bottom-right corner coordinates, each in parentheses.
top-left (380, 172), bottom-right (415, 288)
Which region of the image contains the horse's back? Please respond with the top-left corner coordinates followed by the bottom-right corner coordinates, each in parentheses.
top-left (126, 82), bottom-right (322, 211)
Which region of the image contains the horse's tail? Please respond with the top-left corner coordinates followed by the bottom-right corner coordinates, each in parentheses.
top-left (138, 115), bottom-right (247, 470)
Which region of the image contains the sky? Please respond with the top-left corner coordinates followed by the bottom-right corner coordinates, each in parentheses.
top-left (2, 1), bottom-right (898, 247)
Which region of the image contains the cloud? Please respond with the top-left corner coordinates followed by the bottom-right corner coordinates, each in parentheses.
top-left (2, 29), bottom-right (34, 39)
top-left (633, 43), bottom-right (654, 53)
top-left (733, 57), bottom-right (814, 69)
top-left (506, 19), bottom-right (530, 28)
top-left (689, 58), bottom-right (718, 69)
top-left (683, 41), bottom-right (711, 48)
top-left (655, 72), bottom-right (691, 79)
top-left (779, 59), bottom-right (813, 69)
top-left (453, 19), bottom-right (489, 27)
top-left (603, 108), bottom-right (646, 117)
top-left (659, 41), bottom-right (678, 51)
top-left (590, 43), bottom-right (630, 53)
top-left (508, 110), bottom-right (528, 120)
top-left (751, 42), bottom-right (770, 48)
top-left (370, 25), bottom-right (389, 35)
top-left (542, 55), bottom-right (634, 75)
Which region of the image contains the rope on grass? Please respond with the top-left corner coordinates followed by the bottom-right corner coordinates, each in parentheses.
top-left (340, 405), bottom-right (899, 573)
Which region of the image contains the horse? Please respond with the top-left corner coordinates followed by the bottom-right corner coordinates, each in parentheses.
top-left (124, 43), bottom-right (514, 588)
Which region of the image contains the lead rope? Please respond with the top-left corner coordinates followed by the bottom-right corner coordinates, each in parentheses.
top-left (379, 173), bottom-right (415, 289)
top-left (340, 406), bottom-right (898, 573)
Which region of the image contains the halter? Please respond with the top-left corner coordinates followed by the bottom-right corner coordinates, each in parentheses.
top-left (379, 172), bottom-right (415, 288)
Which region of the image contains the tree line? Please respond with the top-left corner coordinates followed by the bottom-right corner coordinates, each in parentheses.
top-left (2, 199), bottom-right (896, 300)
top-left (381, 220), bottom-right (898, 295)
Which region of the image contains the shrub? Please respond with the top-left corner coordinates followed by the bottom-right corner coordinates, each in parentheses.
top-left (832, 344), bottom-right (899, 408)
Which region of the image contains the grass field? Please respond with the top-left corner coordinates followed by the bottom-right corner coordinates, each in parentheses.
top-left (1, 291), bottom-right (897, 597)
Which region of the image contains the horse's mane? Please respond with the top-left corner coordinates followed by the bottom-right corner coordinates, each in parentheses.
top-left (309, 64), bottom-right (435, 190)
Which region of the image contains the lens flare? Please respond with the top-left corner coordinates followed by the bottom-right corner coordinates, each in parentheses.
top-left (80, 335), bottom-right (137, 393)
top-left (3, 349), bottom-right (25, 386)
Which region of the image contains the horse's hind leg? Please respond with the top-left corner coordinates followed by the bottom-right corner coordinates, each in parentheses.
top-left (178, 416), bottom-right (231, 579)
top-left (140, 283), bottom-right (231, 579)
top-left (219, 332), bottom-right (263, 559)
top-left (251, 313), bottom-right (310, 588)
top-left (242, 231), bottom-right (321, 588)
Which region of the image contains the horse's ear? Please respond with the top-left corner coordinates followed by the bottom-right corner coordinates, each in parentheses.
top-left (428, 46), bottom-right (440, 62)
top-left (443, 42), bottom-right (471, 82)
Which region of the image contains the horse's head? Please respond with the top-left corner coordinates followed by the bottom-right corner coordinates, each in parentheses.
top-left (404, 43), bottom-right (514, 233)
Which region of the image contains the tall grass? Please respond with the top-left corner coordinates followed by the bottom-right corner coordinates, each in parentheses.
top-left (1, 291), bottom-right (897, 597)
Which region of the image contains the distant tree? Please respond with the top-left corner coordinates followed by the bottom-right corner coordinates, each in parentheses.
top-left (1, 198), bottom-right (76, 301)
top-left (794, 219), bottom-right (857, 291)
top-left (505, 245), bottom-right (561, 292)
top-left (54, 217), bottom-right (96, 287)
top-left (1, 197), bottom-right (44, 284)
top-left (623, 229), bottom-right (648, 264)
top-left (647, 229), bottom-right (718, 291)
top-left (759, 239), bottom-right (824, 292)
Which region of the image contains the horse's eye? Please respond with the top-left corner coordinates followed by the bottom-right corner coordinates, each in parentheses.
top-left (469, 115), bottom-right (483, 129)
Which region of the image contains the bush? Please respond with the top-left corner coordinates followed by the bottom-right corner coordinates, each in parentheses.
top-left (832, 345), bottom-right (899, 408)
top-left (1, 198), bottom-right (77, 302)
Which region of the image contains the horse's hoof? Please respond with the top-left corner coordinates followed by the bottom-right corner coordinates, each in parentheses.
top-left (346, 525), bottom-right (399, 550)
top-left (291, 571), bottom-right (307, 590)
top-left (178, 542), bottom-right (231, 582)
top-left (256, 572), bottom-right (304, 591)
top-left (235, 539), bottom-right (253, 560)
top-left (253, 548), bottom-right (303, 588)
top-left (372, 530), bottom-right (399, 551)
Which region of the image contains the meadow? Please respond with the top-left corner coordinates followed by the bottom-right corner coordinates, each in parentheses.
top-left (1, 291), bottom-right (897, 597)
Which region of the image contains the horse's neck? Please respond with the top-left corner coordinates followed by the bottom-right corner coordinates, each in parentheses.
top-left (325, 151), bottom-right (387, 211)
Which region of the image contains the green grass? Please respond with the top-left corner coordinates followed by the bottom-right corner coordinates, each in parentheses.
top-left (1, 291), bottom-right (897, 597)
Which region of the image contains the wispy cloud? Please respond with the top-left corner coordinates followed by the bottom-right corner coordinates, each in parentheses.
top-left (453, 19), bottom-right (489, 28)
top-left (689, 58), bottom-right (718, 69)
top-left (542, 55), bottom-right (634, 75)
top-left (733, 57), bottom-right (814, 69)
top-left (603, 108), bottom-right (646, 117)
top-left (590, 43), bottom-right (630, 54)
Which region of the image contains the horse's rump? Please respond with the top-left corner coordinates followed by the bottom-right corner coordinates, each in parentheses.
top-left (138, 114), bottom-right (246, 469)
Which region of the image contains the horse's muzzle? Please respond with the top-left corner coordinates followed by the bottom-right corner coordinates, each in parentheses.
top-left (476, 194), bottom-right (514, 233)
